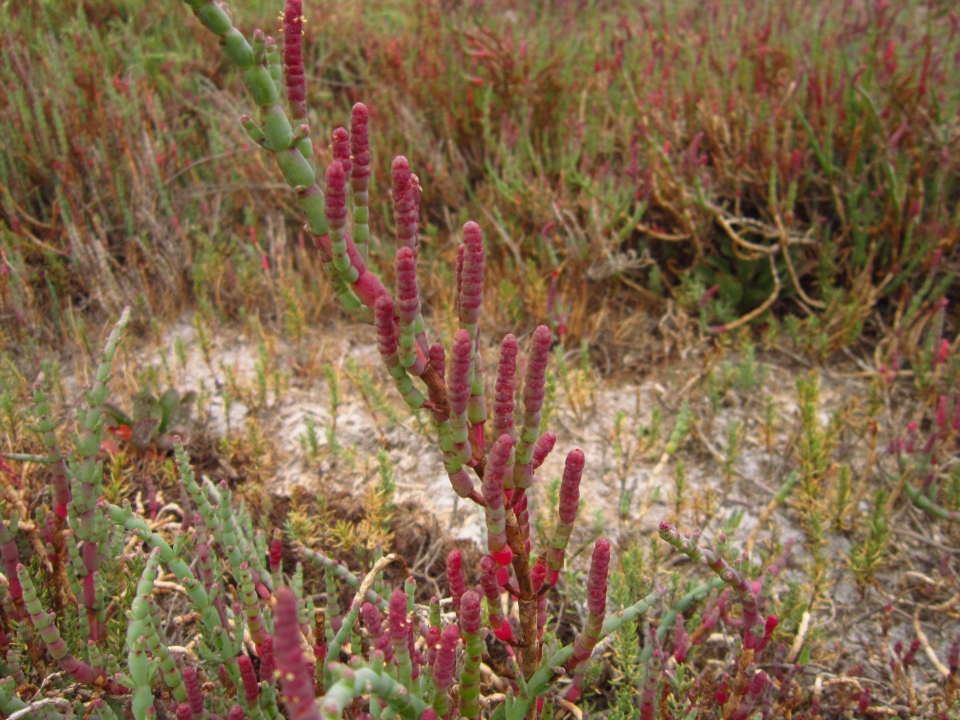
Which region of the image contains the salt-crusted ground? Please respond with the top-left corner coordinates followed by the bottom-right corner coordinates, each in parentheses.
top-left (131, 315), bottom-right (861, 550)
top-left (129, 314), bottom-right (805, 545)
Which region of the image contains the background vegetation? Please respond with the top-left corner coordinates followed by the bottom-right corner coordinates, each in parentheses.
top-left (0, 0), bottom-right (958, 717)
top-left (1, 0), bottom-right (957, 358)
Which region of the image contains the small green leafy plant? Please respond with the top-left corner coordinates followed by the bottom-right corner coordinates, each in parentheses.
top-left (101, 387), bottom-right (197, 454)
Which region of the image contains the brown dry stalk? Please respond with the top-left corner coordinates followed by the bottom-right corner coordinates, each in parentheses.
top-left (696, 668), bottom-right (715, 720)
top-left (351, 553), bottom-right (407, 613)
top-left (711, 254), bottom-right (782, 334)
top-left (722, 647), bottom-right (755, 720)
top-left (419, 364), bottom-right (450, 421)
top-left (707, 204), bottom-right (775, 260)
top-left (505, 509), bottom-right (538, 687)
top-left (786, 611), bottom-right (811, 664)
top-left (659, 677), bottom-right (672, 719)
top-left (774, 212), bottom-right (825, 310)
top-left (767, 678), bottom-right (803, 720)
top-left (480, 694), bottom-right (508, 709)
top-left (947, 673), bottom-right (959, 706)
top-left (636, 223), bottom-right (691, 242)
top-left (556, 698), bottom-right (582, 720)
top-left (912, 608), bottom-right (949, 678)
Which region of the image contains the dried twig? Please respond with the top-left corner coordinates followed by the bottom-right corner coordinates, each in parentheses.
top-left (912, 608), bottom-right (949, 678)
top-left (786, 611), bottom-right (811, 664)
top-left (8, 699), bottom-right (72, 720)
top-left (351, 553), bottom-right (407, 612)
top-left (709, 254), bottom-right (781, 333)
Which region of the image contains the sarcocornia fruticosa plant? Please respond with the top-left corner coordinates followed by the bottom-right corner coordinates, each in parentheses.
top-left (7, 1), bottom-right (959, 720)
top-left (149, 1), bottom-right (668, 717)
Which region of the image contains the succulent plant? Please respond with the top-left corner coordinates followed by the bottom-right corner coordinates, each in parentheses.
top-left (102, 387), bottom-right (197, 452)
top-left (5, 1), bottom-right (959, 720)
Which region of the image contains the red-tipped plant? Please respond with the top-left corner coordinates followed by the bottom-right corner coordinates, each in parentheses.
top-left (350, 103), bottom-right (371, 261)
top-left (445, 549), bottom-right (467, 615)
top-left (483, 434), bottom-right (514, 567)
top-left (273, 587), bottom-right (321, 720)
top-left (431, 624), bottom-right (459, 717)
top-left (544, 449), bottom-right (585, 587)
top-left (566, 538), bottom-right (610, 670)
top-left (514, 325), bottom-right (552, 491)
top-left (282, 0), bottom-right (306, 120)
top-left (392, 156), bottom-right (419, 255)
top-left (479, 555), bottom-right (513, 641)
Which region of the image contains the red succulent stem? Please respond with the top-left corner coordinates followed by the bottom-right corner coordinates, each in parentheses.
top-left (446, 550), bottom-right (467, 615)
top-left (658, 521), bottom-right (778, 646)
top-left (346, 104), bottom-right (372, 261)
top-left (731, 667), bottom-right (769, 720)
top-left (458, 591), bottom-right (483, 720)
top-left (361, 602), bottom-right (393, 664)
top-left (388, 588), bottom-right (414, 684)
top-left (375, 295), bottom-right (425, 409)
top-left (514, 492), bottom-right (531, 556)
top-left (424, 624), bottom-right (441, 668)
top-left (325, 160), bottom-right (347, 232)
top-left (672, 614), bottom-right (690, 662)
top-left (350, 104), bottom-right (371, 193)
top-left (448, 329), bottom-right (473, 464)
top-left (431, 623), bottom-right (459, 717)
top-left (183, 665), bottom-right (205, 716)
top-left (532, 432), bottom-right (556, 470)
top-left (544, 449), bottom-right (585, 587)
top-left (392, 156), bottom-right (419, 255)
top-left (514, 326), bottom-right (552, 489)
top-left (258, 636), bottom-right (275, 685)
top-left (319, 161), bottom-right (389, 309)
top-left (332, 127), bottom-right (351, 181)
top-left (458, 223), bottom-right (483, 330)
top-left (494, 335), bottom-right (518, 490)
top-left (238, 654), bottom-right (260, 708)
top-left (406, 619), bottom-right (423, 680)
top-left (565, 538), bottom-right (610, 670)
top-left (479, 555), bottom-right (513, 641)
top-left (483, 435), bottom-right (514, 566)
top-left (395, 246), bottom-right (426, 376)
top-left (283, 0), bottom-right (306, 120)
top-left (459, 223), bottom-right (486, 430)
top-left (639, 644), bottom-right (662, 720)
top-left (274, 587), bottom-right (321, 720)
top-left (269, 528), bottom-right (283, 584)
